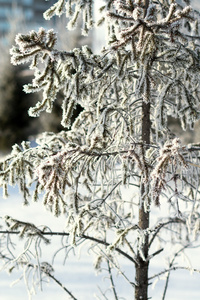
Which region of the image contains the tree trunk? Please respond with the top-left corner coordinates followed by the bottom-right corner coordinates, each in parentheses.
top-left (135, 101), bottom-right (151, 300)
top-left (134, 2), bottom-right (151, 297)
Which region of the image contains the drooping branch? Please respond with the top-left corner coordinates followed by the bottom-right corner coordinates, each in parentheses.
top-left (0, 230), bottom-right (137, 265)
top-left (1, 254), bottom-right (78, 300)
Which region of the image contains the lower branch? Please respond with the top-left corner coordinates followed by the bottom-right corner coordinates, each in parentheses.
top-left (0, 254), bottom-right (78, 300)
top-left (149, 266), bottom-right (200, 281)
top-left (0, 230), bottom-right (137, 264)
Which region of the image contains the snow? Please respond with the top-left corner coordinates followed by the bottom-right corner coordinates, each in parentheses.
top-left (0, 187), bottom-right (200, 300)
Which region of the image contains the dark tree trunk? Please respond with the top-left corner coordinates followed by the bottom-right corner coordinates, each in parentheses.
top-left (135, 101), bottom-right (151, 300)
top-left (134, 1), bottom-right (151, 297)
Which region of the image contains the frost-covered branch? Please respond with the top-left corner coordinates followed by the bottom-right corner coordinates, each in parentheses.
top-left (149, 266), bottom-right (200, 281)
top-left (0, 217), bottom-right (137, 264)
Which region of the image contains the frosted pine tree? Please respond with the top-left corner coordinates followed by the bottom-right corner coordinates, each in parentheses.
top-left (1, 0), bottom-right (200, 299)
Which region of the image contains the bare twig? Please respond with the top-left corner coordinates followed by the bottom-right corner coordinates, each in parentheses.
top-left (148, 217), bottom-right (185, 248)
top-left (45, 271), bottom-right (78, 300)
top-left (149, 266), bottom-right (200, 281)
top-left (106, 260), bottom-right (119, 300)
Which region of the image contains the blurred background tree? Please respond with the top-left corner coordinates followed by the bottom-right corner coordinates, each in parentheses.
top-left (0, 52), bottom-right (35, 152)
top-left (0, 11), bottom-right (36, 153)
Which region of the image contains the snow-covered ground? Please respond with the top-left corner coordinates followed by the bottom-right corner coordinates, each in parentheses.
top-left (0, 186), bottom-right (200, 300)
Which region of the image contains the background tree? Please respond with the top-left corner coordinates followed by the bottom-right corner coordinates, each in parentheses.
top-left (0, 12), bottom-right (37, 153)
top-left (0, 51), bottom-right (33, 152)
top-left (0, 1), bottom-right (200, 300)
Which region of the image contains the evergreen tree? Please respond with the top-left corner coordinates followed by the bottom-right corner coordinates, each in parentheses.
top-left (0, 1), bottom-right (200, 299)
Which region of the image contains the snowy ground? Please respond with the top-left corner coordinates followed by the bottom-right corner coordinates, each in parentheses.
top-left (0, 186), bottom-right (200, 300)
